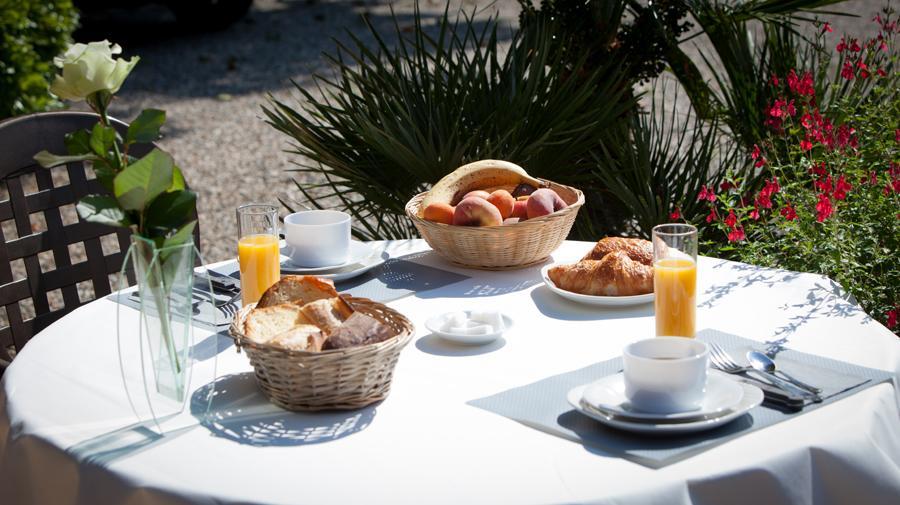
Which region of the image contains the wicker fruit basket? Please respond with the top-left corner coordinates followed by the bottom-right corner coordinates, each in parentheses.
top-left (229, 296), bottom-right (415, 411)
top-left (406, 179), bottom-right (584, 270)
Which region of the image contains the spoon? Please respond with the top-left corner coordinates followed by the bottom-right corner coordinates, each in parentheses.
top-left (747, 351), bottom-right (823, 395)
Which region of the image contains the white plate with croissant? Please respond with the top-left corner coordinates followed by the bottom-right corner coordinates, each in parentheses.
top-left (540, 237), bottom-right (655, 307)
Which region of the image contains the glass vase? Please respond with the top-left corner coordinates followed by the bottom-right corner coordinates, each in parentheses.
top-left (117, 235), bottom-right (197, 431)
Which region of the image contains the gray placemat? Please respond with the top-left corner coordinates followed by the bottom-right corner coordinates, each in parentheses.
top-left (468, 329), bottom-right (895, 468)
top-left (111, 278), bottom-right (236, 332)
top-left (335, 254), bottom-right (470, 303)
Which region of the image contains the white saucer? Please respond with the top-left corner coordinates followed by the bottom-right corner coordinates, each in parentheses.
top-left (567, 373), bottom-right (763, 435)
top-left (582, 371), bottom-right (745, 421)
top-left (540, 264), bottom-right (654, 307)
top-left (425, 312), bottom-right (512, 345)
top-left (281, 240), bottom-right (375, 272)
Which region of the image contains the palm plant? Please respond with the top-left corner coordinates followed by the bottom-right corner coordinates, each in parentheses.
top-left (264, 7), bottom-right (633, 240)
top-left (592, 85), bottom-right (736, 238)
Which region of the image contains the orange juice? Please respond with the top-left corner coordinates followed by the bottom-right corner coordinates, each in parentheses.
top-left (654, 257), bottom-right (697, 337)
top-left (238, 234), bottom-right (280, 304)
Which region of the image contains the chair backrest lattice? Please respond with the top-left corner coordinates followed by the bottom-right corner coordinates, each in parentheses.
top-left (0, 112), bottom-right (197, 368)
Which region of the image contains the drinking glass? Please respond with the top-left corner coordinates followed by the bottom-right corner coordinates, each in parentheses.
top-left (653, 223), bottom-right (698, 337)
top-left (236, 204), bottom-right (280, 305)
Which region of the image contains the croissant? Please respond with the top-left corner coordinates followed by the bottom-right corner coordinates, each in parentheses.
top-left (549, 251), bottom-right (653, 296)
top-left (582, 237), bottom-right (653, 266)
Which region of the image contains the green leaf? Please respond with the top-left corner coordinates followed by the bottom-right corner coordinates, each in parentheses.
top-left (91, 158), bottom-right (117, 193)
top-left (75, 195), bottom-right (132, 228)
top-left (162, 220), bottom-right (197, 250)
top-left (64, 130), bottom-right (92, 155)
top-left (90, 123), bottom-right (117, 157)
top-left (126, 109), bottom-right (166, 144)
top-left (113, 148), bottom-right (175, 211)
top-left (170, 165), bottom-right (186, 191)
top-left (144, 189), bottom-right (196, 232)
top-left (34, 150), bottom-right (98, 168)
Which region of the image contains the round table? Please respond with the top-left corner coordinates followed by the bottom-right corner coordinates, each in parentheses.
top-left (1, 240), bottom-right (898, 505)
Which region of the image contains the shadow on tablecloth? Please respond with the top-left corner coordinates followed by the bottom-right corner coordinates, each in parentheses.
top-left (189, 373), bottom-right (375, 447)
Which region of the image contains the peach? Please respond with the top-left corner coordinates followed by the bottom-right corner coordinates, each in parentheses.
top-left (423, 202), bottom-right (455, 225)
top-left (453, 197), bottom-right (503, 226)
top-left (462, 190), bottom-right (491, 201)
top-left (510, 200), bottom-right (528, 220)
top-left (526, 188), bottom-right (568, 219)
top-left (487, 190), bottom-right (515, 219)
top-left (503, 217), bottom-right (520, 225)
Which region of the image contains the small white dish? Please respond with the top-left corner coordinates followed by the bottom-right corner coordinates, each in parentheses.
top-left (583, 370), bottom-right (743, 421)
top-left (567, 373), bottom-right (763, 435)
top-left (425, 311), bottom-right (513, 345)
top-left (540, 263), bottom-right (654, 307)
top-left (281, 240), bottom-right (376, 273)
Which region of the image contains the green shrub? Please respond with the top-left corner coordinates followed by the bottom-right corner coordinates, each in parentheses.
top-left (697, 11), bottom-right (900, 333)
top-left (0, 0), bottom-right (78, 119)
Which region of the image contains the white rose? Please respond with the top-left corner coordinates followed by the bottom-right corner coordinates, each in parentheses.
top-left (49, 40), bottom-right (139, 101)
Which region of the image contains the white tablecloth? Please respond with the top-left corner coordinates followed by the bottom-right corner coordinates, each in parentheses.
top-left (1, 240), bottom-right (898, 505)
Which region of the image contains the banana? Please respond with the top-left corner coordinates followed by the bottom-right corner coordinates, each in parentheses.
top-left (420, 160), bottom-right (544, 213)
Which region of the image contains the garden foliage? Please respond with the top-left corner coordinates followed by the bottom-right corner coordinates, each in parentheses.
top-left (0, 0), bottom-right (78, 118)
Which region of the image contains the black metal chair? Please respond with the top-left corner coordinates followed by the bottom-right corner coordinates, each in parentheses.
top-left (0, 111), bottom-right (197, 370)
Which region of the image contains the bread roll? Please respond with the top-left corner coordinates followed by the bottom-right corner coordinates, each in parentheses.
top-left (244, 304), bottom-right (310, 343)
top-left (269, 324), bottom-right (326, 351)
top-left (323, 312), bottom-right (394, 350)
top-left (299, 298), bottom-right (350, 333)
top-left (257, 275), bottom-right (338, 308)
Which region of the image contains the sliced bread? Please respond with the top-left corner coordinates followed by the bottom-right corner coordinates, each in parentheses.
top-left (244, 303), bottom-right (309, 344)
top-left (269, 324), bottom-right (326, 352)
top-left (257, 275), bottom-right (338, 308)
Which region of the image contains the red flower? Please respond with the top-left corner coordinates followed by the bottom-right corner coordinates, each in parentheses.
top-left (698, 185), bottom-right (717, 202)
top-left (850, 39), bottom-right (862, 52)
top-left (841, 60), bottom-right (855, 80)
top-left (724, 209), bottom-right (737, 228)
top-left (727, 226), bottom-right (746, 242)
top-left (888, 308), bottom-right (898, 329)
top-left (822, 22), bottom-right (833, 33)
top-left (833, 175), bottom-right (852, 200)
top-left (815, 175), bottom-right (834, 194)
top-left (797, 72), bottom-right (815, 97)
top-left (750, 144), bottom-right (762, 160)
top-left (836, 124), bottom-right (855, 148)
top-left (770, 73), bottom-right (780, 87)
top-left (749, 207), bottom-right (760, 220)
top-left (815, 193), bottom-right (833, 222)
top-left (787, 70), bottom-right (799, 92)
top-left (837, 37), bottom-right (847, 52)
top-left (800, 139), bottom-right (813, 151)
top-left (800, 113), bottom-right (813, 129)
top-left (780, 204), bottom-right (797, 221)
top-left (769, 99), bottom-right (786, 118)
top-left (720, 181), bottom-right (735, 192)
top-left (669, 208), bottom-right (681, 220)
top-left (706, 207), bottom-right (718, 223)
top-left (809, 161), bottom-right (827, 177)
top-left (785, 100), bottom-right (796, 116)
top-left (877, 68), bottom-right (887, 77)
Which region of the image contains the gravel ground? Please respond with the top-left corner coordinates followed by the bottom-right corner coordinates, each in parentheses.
top-left (81, 0), bottom-right (888, 263)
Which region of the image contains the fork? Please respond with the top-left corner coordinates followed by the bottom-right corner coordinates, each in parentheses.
top-left (708, 342), bottom-right (821, 401)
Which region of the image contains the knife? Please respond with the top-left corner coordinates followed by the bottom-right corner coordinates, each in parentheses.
top-left (738, 377), bottom-right (805, 412)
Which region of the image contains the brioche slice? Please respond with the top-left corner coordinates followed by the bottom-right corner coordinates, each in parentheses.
top-left (244, 303), bottom-right (310, 344)
top-left (269, 324), bottom-right (326, 352)
top-left (323, 312), bottom-right (395, 350)
top-left (299, 297), bottom-right (353, 333)
top-left (257, 275), bottom-right (338, 308)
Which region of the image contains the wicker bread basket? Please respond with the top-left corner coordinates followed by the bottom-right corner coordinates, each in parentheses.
top-left (229, 296), bottom-right (414, 411)
top-left (406, 179), bottom-right (584, 270)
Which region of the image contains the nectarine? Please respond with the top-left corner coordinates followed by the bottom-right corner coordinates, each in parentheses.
top-left (462, 190), bottom-right (491, 201)
top-left (453, 197), bottom-right (503, 226)
top-left (526, 188), bottom-right (568, 219)
top-left (511, 200), bottom-right (528, 220)
top-left (423, 202), bottom-right (455, 225)
top-left (487, 190), bottom-right (515, 219)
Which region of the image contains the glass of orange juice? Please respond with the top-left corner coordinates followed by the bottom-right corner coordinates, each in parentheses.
top-left (236, 204), bottom-right (280, 305)
top-left (653, 223), bottom-right (698, 338)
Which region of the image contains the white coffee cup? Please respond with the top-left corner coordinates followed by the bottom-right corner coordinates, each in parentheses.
top-left (622, 337), bottom-right (709, 413)
top-left (284, 210), bottom-right (350, 268)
